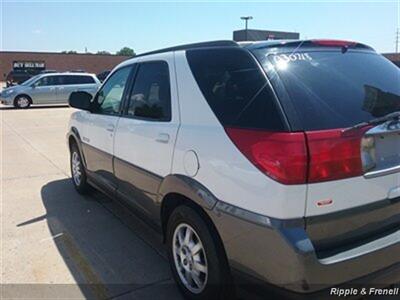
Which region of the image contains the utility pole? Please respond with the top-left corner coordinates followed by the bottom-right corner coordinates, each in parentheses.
top-left (396, 28), bottom-right (400, 53)
top-left (240, 16), bottom-right (253, 41)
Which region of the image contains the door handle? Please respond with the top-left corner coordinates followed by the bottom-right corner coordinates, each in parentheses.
top-left (156, 133), bottom-right (170, 143)
top-left (106, 124), bottom-right (115, 132)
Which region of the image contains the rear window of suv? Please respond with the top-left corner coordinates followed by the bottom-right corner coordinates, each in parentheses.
top-left (252, 49), bottom-right (400, 131)
top-left (186, 48), bottom-right (286, 131)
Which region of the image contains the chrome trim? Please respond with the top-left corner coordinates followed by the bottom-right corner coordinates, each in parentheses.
top-left (365, 121), bottom-right (400, 136)
top-left (364, 165), bottom-right (400, 179)
top-left (319, 229), bottom-right (400, 265)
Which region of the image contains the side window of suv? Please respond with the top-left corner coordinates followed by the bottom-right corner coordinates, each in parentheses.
top-left (126, 61), bottom-right (171, 121)
top-left (93, 66), bottom-right (132, 115)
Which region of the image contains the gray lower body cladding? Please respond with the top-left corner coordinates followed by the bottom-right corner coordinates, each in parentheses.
top-left (306, 197), bottom-right (400, 259)
top-left (207, 200), bottom-right (400, 294)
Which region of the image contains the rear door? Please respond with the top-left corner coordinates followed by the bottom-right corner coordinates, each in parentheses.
top-left (113, 55), bottom-right (179, 218)
top-left (80, 66), bottom-right (134, 193)
top-left (266, 50), bottom-right (399, 215)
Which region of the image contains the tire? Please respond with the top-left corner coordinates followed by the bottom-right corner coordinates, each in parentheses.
top-left (166, 205), bottom-right (233, 300)
top-left (70, 143), bottom-right (90, 194)
top-left (14, 95), bottom-right (31, 109)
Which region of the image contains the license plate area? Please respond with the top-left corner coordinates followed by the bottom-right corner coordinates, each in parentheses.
top-left (363, 122), bottom-right (400, 178)
top-left (375, 132), bottom-right (400, 169)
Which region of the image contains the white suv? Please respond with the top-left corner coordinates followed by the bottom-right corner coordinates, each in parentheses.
top-left (67, 40), bottom-right (400, 299)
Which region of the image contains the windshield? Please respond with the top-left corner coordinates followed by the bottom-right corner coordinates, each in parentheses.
top-left (252, 49), bottom-right (400, 130)
top-left (20, 75), bottom-right (41, 86)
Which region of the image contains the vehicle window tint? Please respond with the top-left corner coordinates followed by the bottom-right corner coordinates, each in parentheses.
top-left (94, 67), bottom-right (131, 115)
top-left (21, 75), bottom-right (41, 86)
top-left (66, 75), bottom-right (95, 84)
top-left (80, 75), bottom-right (95, 84)
top-left (253, 50), bottom-right (400, 130)
top-left (36, 76), bottom-right (57, 86)
top-left (56, 76), bottom-right (69, 85)
top-left (186, 48), bottom-right (285, 130)
top-left (126, 61), bottom-right (171, 121)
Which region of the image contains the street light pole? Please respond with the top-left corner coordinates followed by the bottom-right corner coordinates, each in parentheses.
top-left (240, 16), bottom-right (253, 41)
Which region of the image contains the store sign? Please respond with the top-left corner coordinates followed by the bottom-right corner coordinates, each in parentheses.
top-left (13, 61), bottom-right (46, 70)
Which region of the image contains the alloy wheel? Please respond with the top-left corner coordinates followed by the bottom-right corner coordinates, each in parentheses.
top-left (17, 97), bottom-right (30, 108)
top-left (173, 223), bottom-right (208, 294)
top-left (71, 151), bottom-right (82, 186)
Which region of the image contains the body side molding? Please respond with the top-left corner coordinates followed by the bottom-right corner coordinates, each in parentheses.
top-left (157, 174), bottom-right (219, 210)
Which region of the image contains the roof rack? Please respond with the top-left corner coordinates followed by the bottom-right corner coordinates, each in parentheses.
top-left (244, 39), bottom-right (374, 51)
top-left (135, 40), bottom-right (238, 58)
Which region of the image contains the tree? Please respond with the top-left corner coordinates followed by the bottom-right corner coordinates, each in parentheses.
top-left (61, 50), bottom-right (78, 54)
top-left (97, 50), bottom-right (111, 55)
top-left (116, 47), bottom-right (135, 56)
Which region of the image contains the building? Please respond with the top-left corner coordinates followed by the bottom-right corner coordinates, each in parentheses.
top-left (0, 51), bottom-right (130, 81)
top-left (383, 53), bottom-right (400, 67)
top-left (233, 29), bottom-right (300, 42)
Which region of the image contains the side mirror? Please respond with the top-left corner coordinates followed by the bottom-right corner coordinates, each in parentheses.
top-left (69, 91), bottom-right (93, 111)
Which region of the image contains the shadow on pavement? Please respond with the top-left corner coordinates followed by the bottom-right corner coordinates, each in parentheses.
top-left (13, 178), bottom-right (182, 300)
top-left (13, 178), bottom-right (261, 300)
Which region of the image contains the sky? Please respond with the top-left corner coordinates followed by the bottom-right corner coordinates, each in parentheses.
top-left (1, 0), bottom-right (399, 54)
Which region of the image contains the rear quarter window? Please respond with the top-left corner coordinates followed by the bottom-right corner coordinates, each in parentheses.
top-left (186, 48), bottom-right (286, 131)
top-left (62, 75), bottom-right (95, 85)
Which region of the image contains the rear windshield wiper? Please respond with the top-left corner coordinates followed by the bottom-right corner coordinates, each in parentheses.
top-left (343, 111), bottom-right (400, 133)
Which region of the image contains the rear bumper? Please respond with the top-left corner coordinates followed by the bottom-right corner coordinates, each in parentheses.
top-left (233, 263), bottom-right (400, 300)
top-left (208, 201), bottom-right (400, 294)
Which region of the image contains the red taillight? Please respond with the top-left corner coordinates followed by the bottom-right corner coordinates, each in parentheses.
top-left (311, 39), bottom-right (357, 47)
top-left (225, 127), bottom-right (368, 185)
top-left (305, 129), bottom-right (365, 183)
top-left (225, 127), bottom-right (308, 184)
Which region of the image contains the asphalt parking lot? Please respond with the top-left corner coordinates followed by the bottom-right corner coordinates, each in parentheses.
top-left (1, 105), bottom-right (183, 300)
